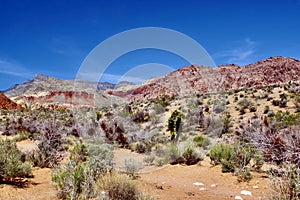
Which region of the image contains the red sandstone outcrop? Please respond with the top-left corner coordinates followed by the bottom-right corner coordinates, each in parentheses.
top-left (0, 92), bottom-right (22, 110)
top-left (108, 56), bottom-right (300, 101)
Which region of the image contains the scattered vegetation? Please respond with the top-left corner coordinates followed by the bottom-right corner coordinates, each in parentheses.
top-left (1, 81), bottom-right (300, 198)
top-left (0, 139), bottom-right (32, 184)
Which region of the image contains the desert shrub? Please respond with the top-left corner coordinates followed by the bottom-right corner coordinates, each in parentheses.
top-left (155, 95), bottom-right (172, 108)
top-left (152, 103), bottom-right (165, 114)
top-left (264, 106), bottom-right (270, 114)
top-left (270, 163), bottom-right (300, 200)
top-left (238, 98), bottom-right (252, 109)
top-left (52, 160), bottom-right (86, 199)
top-left (272, 111), bottom-right (300, 128)
top-left (209, 142), bottom-right (262, 177)
top-left (165, 144), bottom-right (180, 162)
top-left (235, 167), bottom-right (253, 182)
top-left (213, 103), bottom-right (226, 114)
top-left (209, 143), bottom-right (235, 171)
top-left (221, 112), bottom-right (233, 136)
top-left (27, 121), bottom-right (66, 168)
top-left (52, 141), bottom-right (114, 199)
top-left (0, 139), bottom-right (32, 183)
top-left (203, 114), bottom-right (223, 137)
top-left (260, 92), bottom-right (269, 99)
top-left (135, 142), bottom-right (147, 153)
top-left (131, 111), bottom-right (150, 123)
top-left (268, 111), bottom-right (275, 117)
top-left (193, 135), bottom-right (211, 149)
top-left (13, 131), bottom-right (31, 142)
top-left (152, 143), bottom-right (203, 166)
top-left (246, 123), bottom-right (300, 166)
top-left (154, 157), bottom-right (168, 167)
top-left (239, 108), bottom-right (246, 115)
top-left (100, 120), bottom-right (128, 147)
top-left (249, 106), bottom-right (257, 112)
top-left (143, 154), bottom-right (156, 166)
top-left (124, 158), bottom-right (142, 177)
top-left (182, 146), bottom-right (203, 165)
top-left (272, 99), bottom-right (280, 106)
top-left (99, 173), bottom-right (150, 200)
top-left (292, 95), bottom-right (300, 113)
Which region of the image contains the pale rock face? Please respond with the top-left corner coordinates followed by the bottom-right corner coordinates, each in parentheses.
top-left (4, 74), bottom-right (123, 108)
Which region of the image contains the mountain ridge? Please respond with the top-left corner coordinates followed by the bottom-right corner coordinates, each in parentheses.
top-left (3, 56), bottom-right (300, 107)
top-left (107, 56), bottom-right (300, 101)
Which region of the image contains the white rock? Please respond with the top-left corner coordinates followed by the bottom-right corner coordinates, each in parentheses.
top-left (199, 187), bottom-right (205, 191)
top-left (241, 190), bottom-right (252, 196)
top-left (193, 182), bottom-right (204, 186)
top-left (235, 196), bottom-right (243, 200)
top-left (253, 185), bottom-right (259, 189)
top-left (211, 184), bottom-right (216, 187)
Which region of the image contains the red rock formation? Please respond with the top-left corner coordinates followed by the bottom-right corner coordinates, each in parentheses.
top-left (16, 91), bottom-right (95, 107)
top-left (108, 56), bottom-right (300, 101)
top-left (0, 92), bottom-right (22, 109)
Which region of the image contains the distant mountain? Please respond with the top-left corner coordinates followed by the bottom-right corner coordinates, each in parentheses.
top-left (0, 92), bottom-right (22, 110)
top-left (4, 56), bottom-right (300, 107)
top-left (107, 56), bottom-right (300, 101)
top-left (4, 74), bottom-right (123, 108)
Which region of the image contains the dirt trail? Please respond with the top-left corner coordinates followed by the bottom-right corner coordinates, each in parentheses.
top-left (115, 148), bottom-right (271, 200)
top-left (138, 163), bottom-right (270, 200)
top-left (0, 168), bottom-right (57, 200)
top-left (0, 148), bottom-right (271, 200)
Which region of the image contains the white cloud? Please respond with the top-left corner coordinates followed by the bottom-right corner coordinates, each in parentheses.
top-left (50, 37), bottom-right (83, 56)
top-left (0, 59), bottom-right (33, 78)
top-left (215, 38), bottom-right (258, 66)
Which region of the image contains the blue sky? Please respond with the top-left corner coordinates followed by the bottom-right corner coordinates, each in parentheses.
top-left (0, 0), bottom-right (300, 90)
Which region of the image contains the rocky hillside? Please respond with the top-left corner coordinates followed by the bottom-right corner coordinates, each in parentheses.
top-left (108, 56), bottom-right (300, 101)
top-left (4, 74), bottom-right (123, 108)
top-left (0, 92), bottom-right (22, 109)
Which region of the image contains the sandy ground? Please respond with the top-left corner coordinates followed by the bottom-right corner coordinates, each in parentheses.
top-left (0, 148), bottom-right (271, 200)
top-left (138, 161), bottom-right (270, 200)
top-left (0, 168), bottom-right (57, 200)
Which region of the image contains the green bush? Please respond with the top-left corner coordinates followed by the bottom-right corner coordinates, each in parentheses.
top-left (235, 167), bottom-right (253, 182)
top-left (124, 158), bottom-right (142, 177)
top-left (209, 142), bottom-right (263, 177)
top-left (52, 141), bottom-right (114, 199)
top-left (0, 139), bottom-right (32, 183)
top-left (154, 157), bottom-right (168, 167)
top-left (193, 135), bottom-right (211, 148)
top-left (208, 143), bottom-right (235, 170)
top-left (238, 98), bottom-right (252, 109)
top-left (165, 144), bottom-right (180, 162)
top-left (143, 154), bottom-right (156, 166)
top-left (272, 111), bottom-right (300, 127)
top-left (208, 143), bottom-right (233, 165)
top-left (99, 173), bottom-right (151, 200)
top-left (182, 146), bottom-right (203, 165)
top-left (52, 160), bottom-right (86, 199)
